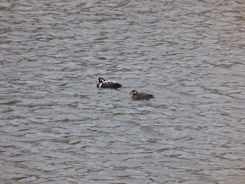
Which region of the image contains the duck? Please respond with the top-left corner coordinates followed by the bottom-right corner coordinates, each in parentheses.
top-left (130, 90), bottom-right (154, 100)
top-left (97, 77), bottom-right (122, 89)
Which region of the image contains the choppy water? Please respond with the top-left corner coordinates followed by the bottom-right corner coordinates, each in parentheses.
top-left (1, 0), bottom-right (245, 184)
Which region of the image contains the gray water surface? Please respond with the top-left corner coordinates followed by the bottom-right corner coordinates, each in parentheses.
top-left (1, 0), bottom-right (245, 184)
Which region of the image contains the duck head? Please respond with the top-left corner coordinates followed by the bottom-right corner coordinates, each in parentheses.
top-left (130, 90), bottom-right (138, 95)
top-left (97, 77), bottom-right (105, 83)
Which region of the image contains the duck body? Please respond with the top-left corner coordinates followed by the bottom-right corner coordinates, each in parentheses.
top-left (97, 77), bottom-right (122, 89)
top-left (130, 90), bottom-right (154, 100)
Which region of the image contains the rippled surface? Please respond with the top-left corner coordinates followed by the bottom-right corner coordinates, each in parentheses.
top-left (1, 0), bottom-right (245, 183)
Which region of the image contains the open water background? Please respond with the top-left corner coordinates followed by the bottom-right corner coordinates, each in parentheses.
top-left (1, 0), bottom-right (245, 183)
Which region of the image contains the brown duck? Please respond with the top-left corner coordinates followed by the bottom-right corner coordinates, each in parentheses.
top-left (130, 90), bottom-right (154, 100)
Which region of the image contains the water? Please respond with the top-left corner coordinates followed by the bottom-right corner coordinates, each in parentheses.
top-left (1, 0), bottom-right (245, 183)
